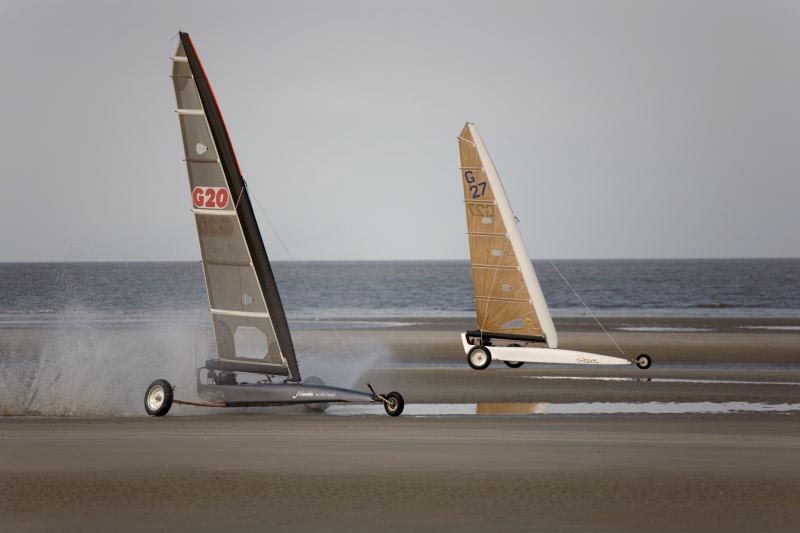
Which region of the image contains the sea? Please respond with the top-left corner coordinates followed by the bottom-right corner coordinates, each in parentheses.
top-left (1, 259), bottom-right (798, 326)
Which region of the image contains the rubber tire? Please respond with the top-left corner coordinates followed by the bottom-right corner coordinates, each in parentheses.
top-left (144, 379), bottom-right (173, 417)
top-left (383, 391), bottom-right (404, 417)
top-left (467, 345), bottom-right (492, 370)
top-left (504, 361), bottom-right (524, 368)
top-left (636, 354), bottom-right (652, 370)
top-left (303, 376), bottom-right (330, 412)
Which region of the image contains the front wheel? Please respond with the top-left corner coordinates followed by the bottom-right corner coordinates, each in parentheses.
top-left (383, 391), bottom-right (404, 417)
top-left (636, 354), bottom-right (652, 370)
top-left (467, 346), bottom-right (492, 370)
top-left (144, 379), bottom-right (173, 417)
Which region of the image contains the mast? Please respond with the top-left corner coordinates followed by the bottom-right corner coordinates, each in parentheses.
top-left (458, 123), bottom-right (558, 348)
top-left (176, 32), bottom-right (301, 381)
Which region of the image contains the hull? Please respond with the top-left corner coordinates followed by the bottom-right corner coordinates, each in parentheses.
top-left (461, 333), bottom-right (632, 366)
top-left (197, 382), bottom-right (376, 407)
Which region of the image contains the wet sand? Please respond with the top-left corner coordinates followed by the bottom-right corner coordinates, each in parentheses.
top-left (2, 415), bottom-right (800, 532)
top-left (2, 316), bottom-right (800, 530)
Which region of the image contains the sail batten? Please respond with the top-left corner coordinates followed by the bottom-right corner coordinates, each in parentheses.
top-left (173, 32), bottom-right (301, 380)
top-left (458, 123), bottom-right (558, 347)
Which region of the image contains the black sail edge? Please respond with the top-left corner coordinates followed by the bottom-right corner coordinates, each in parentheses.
top-left (179, 32), bottom-right (301, 382)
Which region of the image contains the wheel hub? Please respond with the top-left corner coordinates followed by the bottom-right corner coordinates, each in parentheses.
top-left (147, 386), bottom-right (164, 411)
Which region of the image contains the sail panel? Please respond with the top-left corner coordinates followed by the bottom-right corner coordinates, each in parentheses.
top-left (211, 314), bottom-right (284, 368)
top-left (471, 267), bottom-right (530, 302)
top-left (204, 263), bottom-right (268, 313)
top-left (186, 160), bottom-right (228, 190)
top-left (458, 123), bottom-right (557, 344)
top-left (172, 74), bottom-right (202, 111)
top-left (178, 114), bottom-right (219, 163)
top-left (466, 235), bottom-right (517, 268)
top-left (194, 213), bottom-right (250, 265)
top-left (474, 299), bottom-right (541, 335)
top-left (171, 33), bottom-right (300, 378)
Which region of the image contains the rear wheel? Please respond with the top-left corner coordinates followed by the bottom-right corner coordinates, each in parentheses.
top-left (144, 379), bottom-right (173, 417)
top-left (636, 354), bottom-right (652, 370)
top-left (504, 344), bottom-right (523, 368)
top-left (383, 391), bottom-right (404, 417)
top-left (467, 346), bottom-right (492, 370)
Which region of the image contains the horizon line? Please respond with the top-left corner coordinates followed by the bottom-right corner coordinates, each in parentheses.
top-left (1, 256), bottom-right (799, 265)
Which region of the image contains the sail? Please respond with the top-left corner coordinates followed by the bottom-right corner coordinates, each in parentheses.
top-left (171, 32), bottom-right (301, 380)
top-left (457, 123), bottom-right (558, 348)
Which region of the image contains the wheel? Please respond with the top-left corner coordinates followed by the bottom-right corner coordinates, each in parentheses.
top-left (144, 379), bottom-right (173, 417)
top-left (636, 354), bottom-right (652, 370)
top-left (303, 376), bottom-right (330, 412)
top-left (504, 361), bottom-right (524, 368)
top-left (383, 391), bottom-right (404, 417)
top-left (467, 345), bottom-right (492, 370)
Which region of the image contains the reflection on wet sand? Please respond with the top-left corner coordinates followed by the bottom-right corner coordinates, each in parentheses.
top-left (475, 402), bottom-right (548, 415)
top-left (327, 401), bottom-right (800, 417)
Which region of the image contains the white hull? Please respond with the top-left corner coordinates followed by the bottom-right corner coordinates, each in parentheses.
top-left (461, 333), bottom-right (632, 366)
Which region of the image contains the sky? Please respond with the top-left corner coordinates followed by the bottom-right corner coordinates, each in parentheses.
top-left (1, 0), bottom-right (799, 261)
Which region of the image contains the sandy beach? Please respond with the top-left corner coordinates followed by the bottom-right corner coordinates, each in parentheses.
top-left (2, 316), bottom-right (800, 531)
top-left (3, 414), bottom-right (800, 532)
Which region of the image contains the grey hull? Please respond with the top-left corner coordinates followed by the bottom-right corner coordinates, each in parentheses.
top-left (197, 382), bottom-right (376, 407)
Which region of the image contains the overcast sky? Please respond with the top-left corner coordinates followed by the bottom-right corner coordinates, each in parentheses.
top-left (1, 0), bottom-right (798, 261)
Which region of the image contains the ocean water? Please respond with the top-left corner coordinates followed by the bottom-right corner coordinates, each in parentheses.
top-left (0, 259), bottom-right (798, 324)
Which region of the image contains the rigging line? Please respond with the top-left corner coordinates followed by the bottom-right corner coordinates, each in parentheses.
top-left (547, 259), bottom-right (626, 357)
top-left (245, 181), bottom-right (354, 358)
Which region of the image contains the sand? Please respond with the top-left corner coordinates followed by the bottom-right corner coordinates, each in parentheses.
top-left (2, 415), bottom-right (800, 532)
top-left (1, 316), bottom-right (799, 531)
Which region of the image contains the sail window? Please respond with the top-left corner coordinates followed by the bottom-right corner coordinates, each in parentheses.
top-left (242, 293), bottom-right (254, 306)
top-left (501, 319), bottom-right (524, 329)
top-left (234, 326), bottom-right (269, 358)
top-left (501, 284), bottom-right (513, 292)
top-left (481, 217), bottom-right (493, 225)
top-left (491, 249), bottom-right (503, 257)
top-left (196, 142), bottom-right (208, 155)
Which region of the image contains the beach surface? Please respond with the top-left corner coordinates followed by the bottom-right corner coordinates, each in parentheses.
top-left (2, 316), bottom-right (800, 531)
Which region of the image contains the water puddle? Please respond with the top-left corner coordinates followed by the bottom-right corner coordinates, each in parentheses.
top-left (616, 326), bottom-right (714, 333)
top-left (327, 401), bottom-right (800, 417)
top-left (739, 325), bottom-right (800, 331)
top-left (517, 375), bottom-right (800, 386)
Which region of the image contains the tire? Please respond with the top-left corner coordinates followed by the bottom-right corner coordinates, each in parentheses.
top-left (383, 391), bottom-right (404, 417)
top-left (636, 354), bottom-right (652, 370)
top-left (467, 345), bottom-right (492, 370)
top-left (303, 376), bottom-right (330, 412)
top-left (144, 379), bottom-right (173, 417)
top-left (504, 361), bottom-right (524, 368)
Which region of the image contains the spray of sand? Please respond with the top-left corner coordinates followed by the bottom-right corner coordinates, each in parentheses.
top-left (292, 328), bottom-right (392, 389)
top-left (0, 308), bottom-right (209, 416)
top-left (0, 311), bottom-right (395, 417)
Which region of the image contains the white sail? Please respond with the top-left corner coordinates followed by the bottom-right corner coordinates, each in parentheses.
top-left (458, 123), bottom-right (558, 348)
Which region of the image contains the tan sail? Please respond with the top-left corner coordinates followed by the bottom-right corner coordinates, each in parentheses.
top-left (458, 123), bottom-right (556, 344)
